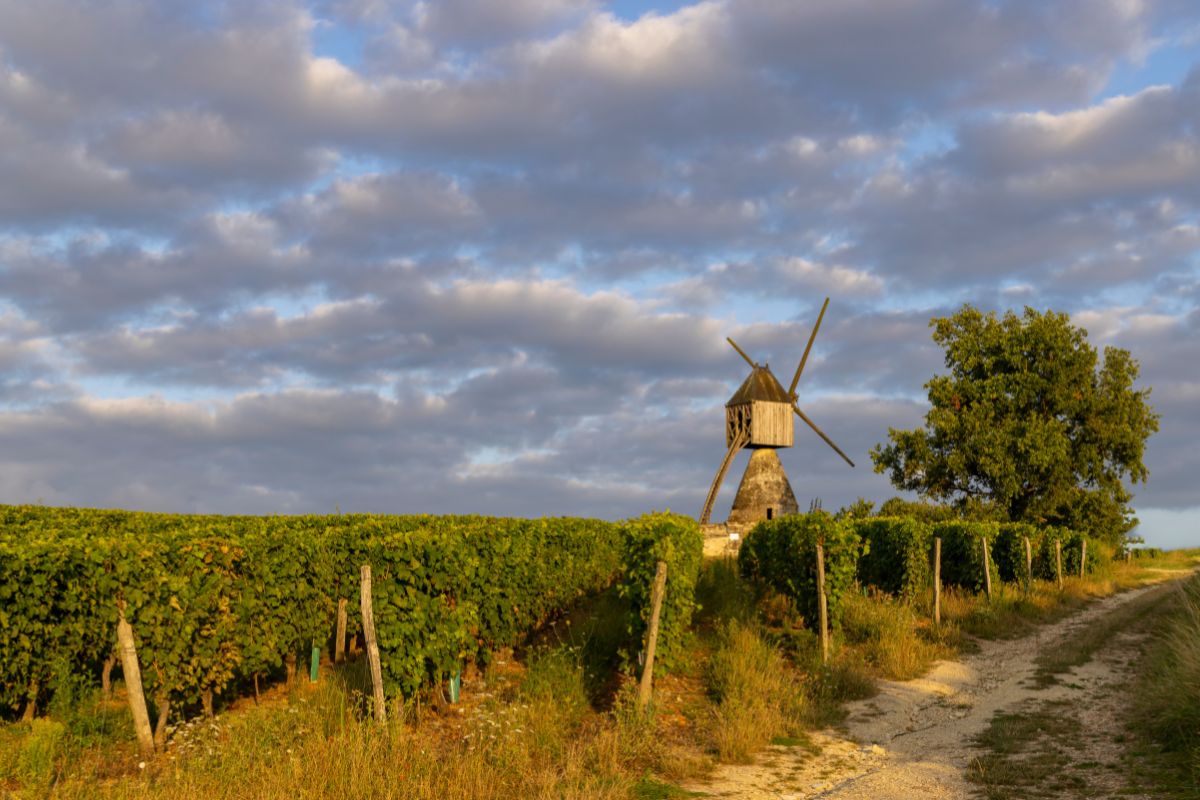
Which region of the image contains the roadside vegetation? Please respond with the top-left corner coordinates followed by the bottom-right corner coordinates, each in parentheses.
top-left (1128, 571), bottom-right (1200, 797)
top-left (966, 554), bottom-right (1200, 800)
top-left (2, 533), bottom-right (1193, 799)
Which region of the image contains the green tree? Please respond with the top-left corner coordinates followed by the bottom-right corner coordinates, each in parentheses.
top-left (870, 305), bottom-right (1159, 546)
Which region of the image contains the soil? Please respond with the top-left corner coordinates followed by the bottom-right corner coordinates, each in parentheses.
top-left (683, 577), bottom-right (1189, 799)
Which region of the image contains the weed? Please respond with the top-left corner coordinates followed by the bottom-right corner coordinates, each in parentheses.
top-left (704, 619), bottom-right (807, 763)
top-left (1128, 574), bottom-right (1200, 795)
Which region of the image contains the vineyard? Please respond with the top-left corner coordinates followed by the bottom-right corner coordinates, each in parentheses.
top-left (738, 513), bottom-right (1108, 632)
top-left (0, 505), bottom-right (703, 744)
top-left (1, 505), bottom-right (1109, 737)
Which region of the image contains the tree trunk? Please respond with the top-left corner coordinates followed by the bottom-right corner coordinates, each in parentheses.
top-left (201, 689), bottom-right (214, 718)
top-left (101, 652), bottom-right (117, 699)
top-left (20, 680), bottom-right (37, 722)
top-left (154, 692), bottom-right (170, 750)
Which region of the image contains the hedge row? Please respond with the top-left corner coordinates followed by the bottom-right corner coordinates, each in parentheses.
top-left (851, 517), bottom-right (931, 600)
top-left (0, 506), bottom-right (701, 718)
top-left (617, 512), bottom-right (704, 674)
top-left (738, 512), bottom-right (1105, 629)
top-left (738, 512), bottom-right (861, 629)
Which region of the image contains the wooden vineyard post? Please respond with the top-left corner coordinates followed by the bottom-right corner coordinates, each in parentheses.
top-left (1055, 540), bottom-right (1063, 589)
top-left (637, 561), bottom-right (669, 713)
top-left (360, 564), bottom-right (387, 725)
top-left (1080, 540), bottom-right (1087, 579)
top-left (981, 537), bottom-right (993, 602)
top-left (115, 603), bottom-right (156, 755)
top-left (334, 597), bottom-right (348, 663)
top-left (816, 543), bottom-right (829, 664)
top-left (933, 537), bottom-right (942, 627)
top-left (1023, 536), bottom-right (1033, 597)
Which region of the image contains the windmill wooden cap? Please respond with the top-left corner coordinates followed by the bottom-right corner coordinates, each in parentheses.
top-left (726, 366), bottom-right (791, 406)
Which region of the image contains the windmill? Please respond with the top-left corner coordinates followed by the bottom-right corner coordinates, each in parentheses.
top-left (699, 297), bottom-right (855, 527)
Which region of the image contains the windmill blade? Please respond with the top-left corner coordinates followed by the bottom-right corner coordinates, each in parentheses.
top-left (792, 403), bottom-right (855, 468)
top-left (789, 296), bottom-right (830, 397)
top-left (726, 337), bottom-right (758, 369)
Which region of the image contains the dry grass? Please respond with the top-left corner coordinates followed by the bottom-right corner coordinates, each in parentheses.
top-left (1129, 573), bottom-right (1200, 795)
top-left (17, 653), bottom-right (645, 800)
top-left (703, 620), bottom-right (808, 763)
top-left (839, 590), bottom-right (951, 680)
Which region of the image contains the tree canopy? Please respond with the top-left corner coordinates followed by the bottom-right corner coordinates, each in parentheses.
top-left (870, 305), bottom-right (1159, 546)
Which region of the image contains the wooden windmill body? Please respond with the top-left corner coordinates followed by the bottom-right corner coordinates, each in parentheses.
top-left (700, 298), bottom-right (855, 528)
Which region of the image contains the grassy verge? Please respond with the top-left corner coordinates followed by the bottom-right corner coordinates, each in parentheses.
top-left (968, 700), bottom-right (1086, 800)
top-left (3, 551), bottom-right (1196, 799)
top-left (1125, 573), bottom-right (1200, 798)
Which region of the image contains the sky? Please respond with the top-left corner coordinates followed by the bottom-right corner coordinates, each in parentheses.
top-left (0, 0), bottom-right (1197, 548)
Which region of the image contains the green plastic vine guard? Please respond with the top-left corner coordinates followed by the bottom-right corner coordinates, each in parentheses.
top-left (448, 671), bottom-right (461, 704)
top-left (309, 644), bottom-right (319, 683)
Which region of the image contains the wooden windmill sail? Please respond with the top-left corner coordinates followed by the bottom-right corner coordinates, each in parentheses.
top-left (699, 297), bottom-right (855, 526)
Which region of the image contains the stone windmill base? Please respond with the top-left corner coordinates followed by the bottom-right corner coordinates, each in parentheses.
top-left (701, 449), bottom-right (799, 556)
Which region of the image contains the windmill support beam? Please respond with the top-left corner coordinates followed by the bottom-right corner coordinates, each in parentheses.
top-left (700, 429), bottom-right (749, 525)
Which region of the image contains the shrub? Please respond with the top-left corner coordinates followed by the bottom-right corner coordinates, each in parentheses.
top-left (992, 522), bottom-right (1040, 584)
top-left (931, 520), bottom-right (1000, 593)
top-left (1061, 531), bottom-right (1104, 576)
top-left (1025, 527), bottom-right (1106, 580)
top-left (851, 517), bottom-right (931, 600)
top-left (617, 511), bottom-right (704, 674)
top-left (738, 512), bottom-right (862, 629)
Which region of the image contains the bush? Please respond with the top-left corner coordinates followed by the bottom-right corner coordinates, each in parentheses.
top-left (851, 517), bottom-right (931, 600)
top-left (992, 522), bottom-right (1040, 584)
top-left (1023, 527), bottom-right (1106, 581)
top-left (617, 511), bottom-right (704, 675)
top-left (931, 520), bottom-right (999, 593)
top-left (738, 512), bottom-right (862, 629)
top-left (1061, 531), bottom-right (1104, 577)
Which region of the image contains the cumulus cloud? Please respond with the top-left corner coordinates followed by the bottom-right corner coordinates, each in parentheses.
top-left (0, 0), bottom-right (1196, 542)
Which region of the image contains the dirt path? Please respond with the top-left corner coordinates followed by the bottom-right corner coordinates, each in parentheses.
top-left (683, 578), bottom-right (1187, 800)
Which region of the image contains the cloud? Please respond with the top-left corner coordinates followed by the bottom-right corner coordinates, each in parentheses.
top-left (0, 0), bottom-right (1196, 540)
top-left (66, 277), bottom-right (732, 387)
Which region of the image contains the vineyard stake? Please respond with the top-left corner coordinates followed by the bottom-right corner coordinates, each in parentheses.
top-left (981, 536), bottom-right (992, 602)
top-left (816, 543), bottom-right (829, 663)
top-left (636, 560), bottom-right (669, 713)
top-left (1055, 540), bottom-right (1063, 588)
top-left (334, 597), bottom-right (348, 663)
top-left (933, 537), bottom-right (942, 627)
top-left (1080, 540), bottom-right (1087, 579)
top-left (1023, 536), bottom-right (1032, 597)
top-left (116, 603), bottom-right (156, 755)
top-left (360, 564), bottom-right (387, 724)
